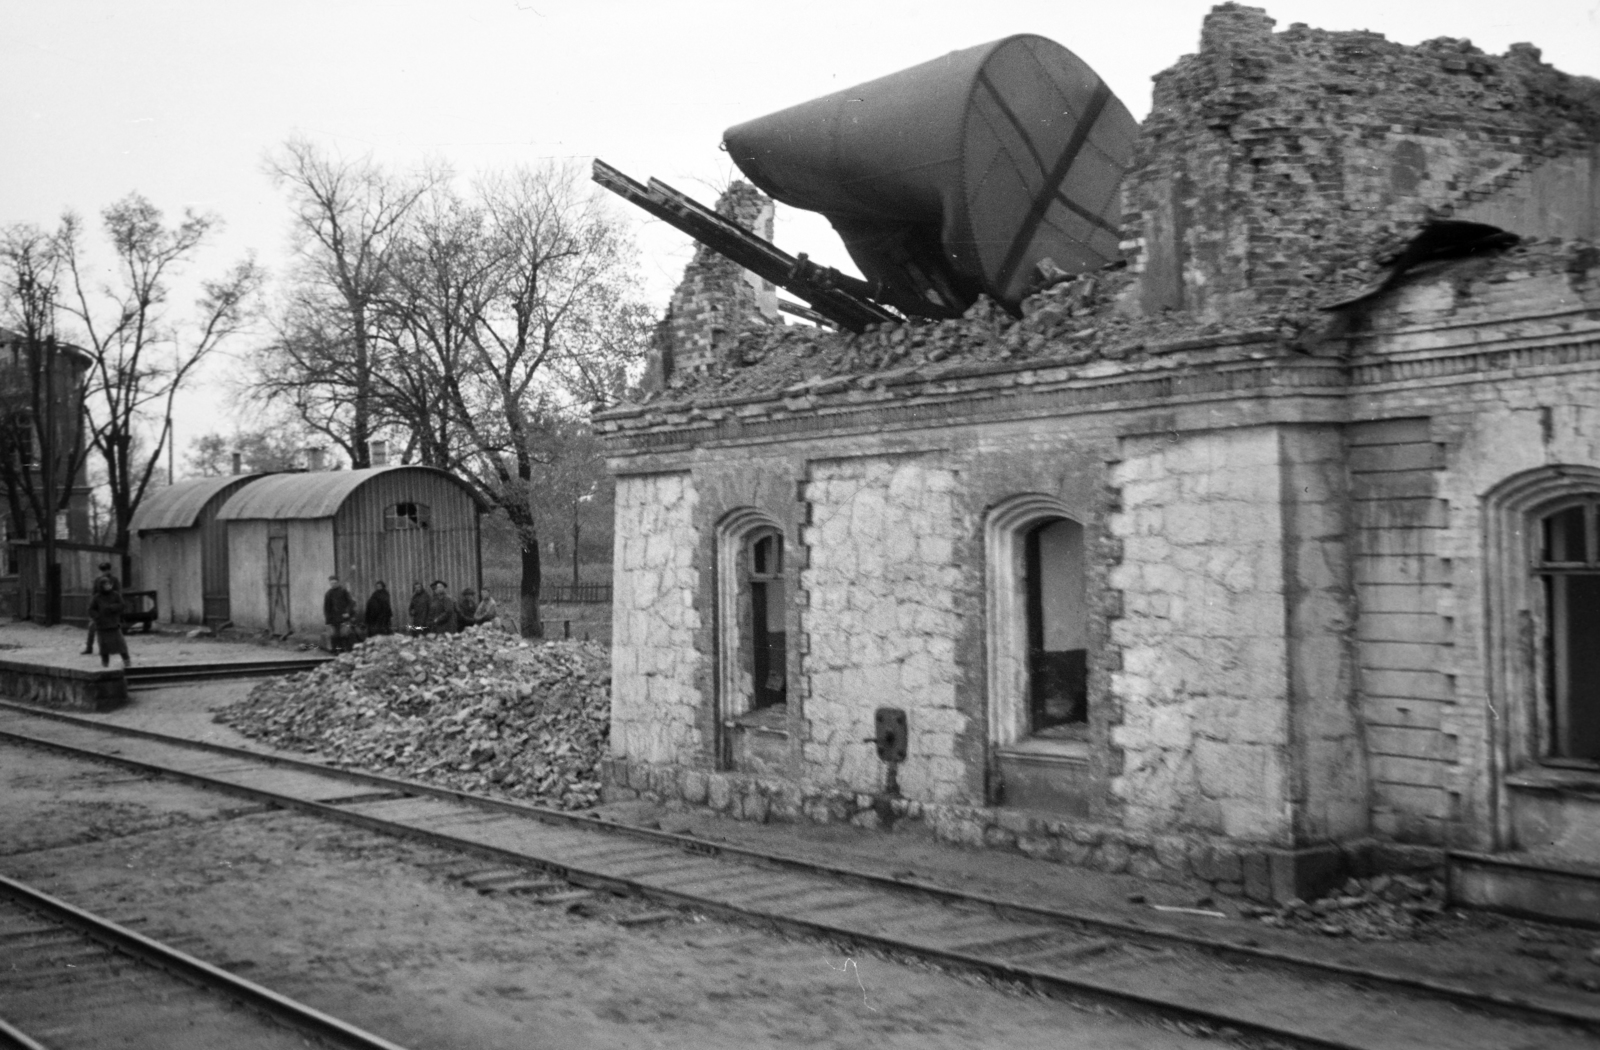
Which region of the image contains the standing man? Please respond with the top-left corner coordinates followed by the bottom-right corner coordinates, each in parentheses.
top-left (407, 581), bottom-right (430, 636)
top-left (81, 561), bottom-right (118, 655)
top-left (323, 575), bottom-right (356, 653)
top-left (364, 580), bottom-right (394, 638)
top-left (426, 579), bottom-right (457, 636)
top-left (87, 576), bottom-right (130, 669)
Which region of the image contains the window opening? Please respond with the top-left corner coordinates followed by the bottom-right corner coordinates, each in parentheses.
top-left (747, 530), bottom-right (787, 710)
top-left (1537, 499), bottom-right (1600, 762)
top-left (1024, 517), bottom-right (1087, 735)
top-left (384, 501), bottom-right (431, 531)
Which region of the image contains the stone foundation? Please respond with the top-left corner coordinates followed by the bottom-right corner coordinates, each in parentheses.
top-left (603, 758), bottom-right (1439, 903)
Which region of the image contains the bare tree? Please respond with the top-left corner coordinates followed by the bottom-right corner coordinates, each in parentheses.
top-left (53, 194), bottom-right (263, 556)
top-left (254, 139), bottom-right (442, 467)
top-left (380, 163), bottom-right (651, 635)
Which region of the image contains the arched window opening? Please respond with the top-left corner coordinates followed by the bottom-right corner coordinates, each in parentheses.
top-left (986, 495), bottom-right (1091, 758)
top-left (1025, 517), bottom-right (1088, 734)
top-left (1537, 498), bottom-right (1600, 762)
top-left (746, 529), bottom-right (787, 711)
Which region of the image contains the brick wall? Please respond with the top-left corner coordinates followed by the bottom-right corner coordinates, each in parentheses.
top-left (1123, 3), bottom-right (1600, 323)
top-left (655, 183), bottom-right (779, 384)
top-left (1347, 418), bottom-right (1455, 844)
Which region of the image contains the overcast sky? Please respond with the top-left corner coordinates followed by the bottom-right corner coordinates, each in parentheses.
top-left (3, 0), bottom-right (1598, 460)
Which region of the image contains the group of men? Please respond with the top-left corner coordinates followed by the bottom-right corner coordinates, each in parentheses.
top-left (322, 577), bottom-right (499, 653)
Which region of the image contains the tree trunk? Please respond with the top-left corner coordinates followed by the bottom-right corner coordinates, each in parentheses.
top-left (520, 541), bottom-right (543, 639)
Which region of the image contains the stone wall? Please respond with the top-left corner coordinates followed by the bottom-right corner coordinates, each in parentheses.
top-left (1109, 426), bottom-right (1295, 843)
top-left (799, 455), bottom-right (972, 803)
top-left (610, 471), bottom-right (703, 765)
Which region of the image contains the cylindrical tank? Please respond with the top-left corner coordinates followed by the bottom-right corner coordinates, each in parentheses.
top-left (724, 35), bottom-right (1138, 318)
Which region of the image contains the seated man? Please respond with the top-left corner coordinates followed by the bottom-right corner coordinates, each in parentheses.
top-left (472, 588), bottom-right (500, 629)
top-left (455, 588), bottom-right (478, 633)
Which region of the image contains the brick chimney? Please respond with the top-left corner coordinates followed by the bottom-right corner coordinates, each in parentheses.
top-left (369, 439), bottom-right (388, 467)
top-left (306, 447), bottom-right (326, 472)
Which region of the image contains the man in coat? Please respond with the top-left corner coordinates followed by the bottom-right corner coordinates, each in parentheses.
top-left (426, 580), bottom-right (457, 636)
top-left (81, 561), bottom-right (119, 655)
top-left (364, 581), bottom-right (394, 637)
top-left (407, 581), bottom-right (430, 636)
top-left (455, 588), bottom-right (479, 633)
top-left (323, 575), bottom-right (357, 653)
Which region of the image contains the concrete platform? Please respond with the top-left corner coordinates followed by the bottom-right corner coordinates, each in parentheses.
top-left (0, 657), bottom-right (128, 711)
top-left (0, 621), bottom-right (326, 713)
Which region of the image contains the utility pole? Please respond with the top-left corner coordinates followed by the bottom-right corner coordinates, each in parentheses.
top-left (40, 317), bottom-right (59, 626)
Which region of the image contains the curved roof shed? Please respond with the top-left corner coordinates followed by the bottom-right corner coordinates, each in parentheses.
top-left (130, 473), bottom-right (268, 625)
top-left (216, 465), bottom-right (487, 635)
top-left (215, 464), bottom-right (487, 521)
top-left (131, 474), bottom-right (265, 535)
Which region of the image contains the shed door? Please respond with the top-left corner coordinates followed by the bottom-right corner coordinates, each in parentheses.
top-left (201, 514), bottom-right (231, 624)
top-left (267, 522), bottom-right (290, 636)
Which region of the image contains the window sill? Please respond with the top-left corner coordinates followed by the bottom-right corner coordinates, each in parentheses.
top-left (727, 704), bottom-right (789, 737)
top-left (999, 737), bottom-right (1091, 764)
top-left (1506, 764), bottom-right (1600, 801)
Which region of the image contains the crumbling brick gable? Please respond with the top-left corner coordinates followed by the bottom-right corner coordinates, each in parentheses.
top-left (654, 182), bottom-right (779, 385)
top-left (1124, 3), bottom-right (1600, 323)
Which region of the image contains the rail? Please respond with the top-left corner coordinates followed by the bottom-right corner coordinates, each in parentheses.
top-left (0, 872), bottom-right (416, 1050)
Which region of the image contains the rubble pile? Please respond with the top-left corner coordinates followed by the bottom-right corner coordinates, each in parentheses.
top-left (648, 260), bottom-right (1330, 402)
top-left (215, 630), bottom-right (611, 809)
top-left (1240, 874), bottom-right (1450, 940)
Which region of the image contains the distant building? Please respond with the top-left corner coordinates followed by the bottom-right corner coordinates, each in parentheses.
top-left (129, 473), bottom-right (268, 626)
top-left (0, 328), bottom-right (95, 619)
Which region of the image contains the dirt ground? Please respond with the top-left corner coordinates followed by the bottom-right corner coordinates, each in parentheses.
top-left (0, 741), bottom-right (1222, 1049)
top-left (6, 617), bottom-right (1599, 1035)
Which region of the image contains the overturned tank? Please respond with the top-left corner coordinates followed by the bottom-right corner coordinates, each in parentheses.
top-left (724, 35), bottom-right (1138, 319)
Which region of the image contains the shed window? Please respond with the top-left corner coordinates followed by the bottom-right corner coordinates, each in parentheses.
top-left (1538, 498), bottom-right (1600, 762)
top-left (384, 501), bottom-right (431, 530)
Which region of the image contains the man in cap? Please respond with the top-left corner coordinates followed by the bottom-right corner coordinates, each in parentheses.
top-left (81, 561), bottom-right (119, 655)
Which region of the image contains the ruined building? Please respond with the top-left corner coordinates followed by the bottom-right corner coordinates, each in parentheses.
top-left (598, 5), bottom-right (1600, 912)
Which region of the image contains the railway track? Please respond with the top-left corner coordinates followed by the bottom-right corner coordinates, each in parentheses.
top-left (0, 872), bottom-right (411, 1050)
top-left (2, 699), bottom-right (1595, 1050)
top-left (124, 658), bottom-right (330, 691)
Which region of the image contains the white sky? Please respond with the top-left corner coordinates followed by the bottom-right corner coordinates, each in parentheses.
top-left (3, 0), bottom-right (1598, 459)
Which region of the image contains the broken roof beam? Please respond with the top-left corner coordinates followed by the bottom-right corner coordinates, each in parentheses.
top-left (591, 159), bottom-right (900, 333)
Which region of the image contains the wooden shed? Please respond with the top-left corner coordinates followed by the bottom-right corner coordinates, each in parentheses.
top-left (215, 466), bottom-right (486, 635)
top-left (129, 474), bottom-right (266, 625)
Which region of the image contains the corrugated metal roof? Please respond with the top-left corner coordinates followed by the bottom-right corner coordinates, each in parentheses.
top-left (130, 474), bottom-right (268, 534)
top-left (215, 465), bottom-right (487, 521)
